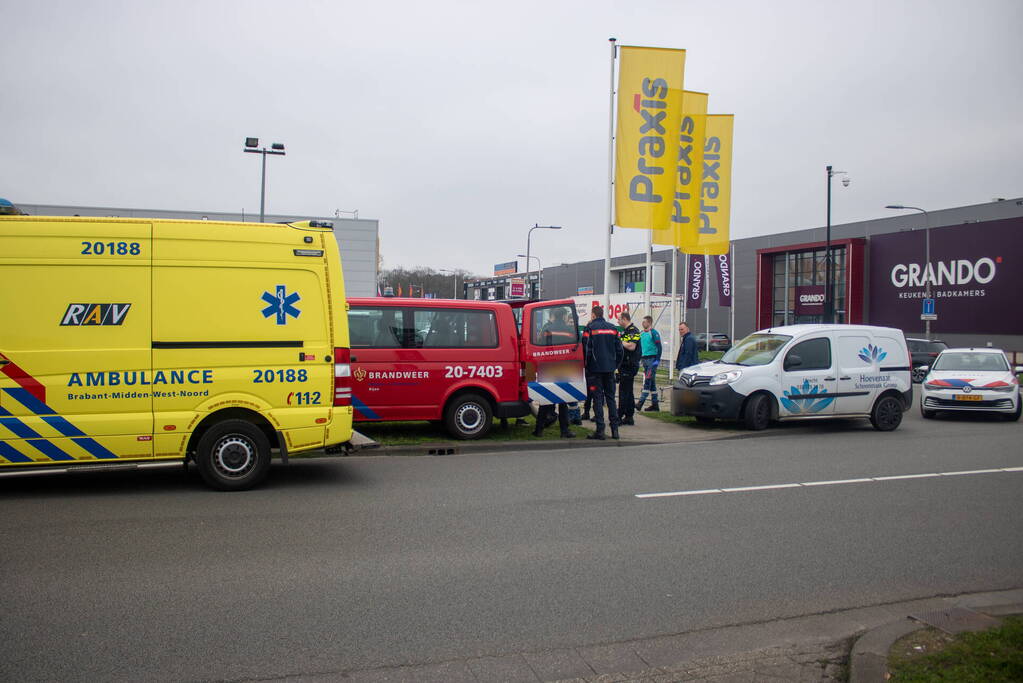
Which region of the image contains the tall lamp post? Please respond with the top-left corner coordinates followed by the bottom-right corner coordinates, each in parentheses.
top-left (885, 204), bottom-right (932, 340)
top-left (439, 269), bottom-right (460, 299)
top-left (825, 165), bottom-right (850, 323)
top-left (526, 224), bottom-right (561, 301)
top-left (517, 254), bottom-right (541, 298)
top-left (244, 137), bottom-right (286, 223)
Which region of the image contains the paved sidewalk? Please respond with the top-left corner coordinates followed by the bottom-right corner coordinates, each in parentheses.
top-left (265, 588), bottom-right (1023, 683)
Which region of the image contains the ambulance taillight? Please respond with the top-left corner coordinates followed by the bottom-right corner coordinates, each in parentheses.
top-left (334, 348), bottom-right (352, 406)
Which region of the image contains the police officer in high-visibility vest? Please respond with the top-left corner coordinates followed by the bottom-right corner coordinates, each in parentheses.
top-left (582, 305), bottom-right (624, 440)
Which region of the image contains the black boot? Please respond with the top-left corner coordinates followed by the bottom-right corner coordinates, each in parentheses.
top-left (561, 430), bottom-right (575, 438)
top-left (586, 430), bottom-right (606, 440)
top-left (611, 426), bottom-right (620, 440)
top-left (644, 403), bottom-right (659, 412)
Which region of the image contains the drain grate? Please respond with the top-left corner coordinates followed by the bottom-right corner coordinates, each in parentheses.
top-left (908, 606), bottom-right (1002, 635)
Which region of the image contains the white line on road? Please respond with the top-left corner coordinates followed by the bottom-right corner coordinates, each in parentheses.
top-left (635, 467), bottom-right (1023, 499)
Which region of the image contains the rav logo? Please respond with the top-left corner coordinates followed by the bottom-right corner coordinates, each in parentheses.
top-left (261, 285), bottom-right (301, 325)
top-left (60, 303), bottom-right (131, 326)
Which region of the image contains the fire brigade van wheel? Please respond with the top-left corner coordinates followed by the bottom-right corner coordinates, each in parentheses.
top-left (870, 396), bottom-right (903, 432)
top-left (445, 393), bottom-right (492, 440)
top-left (196, 420), bottom-right (271, 491)
top-left (742, 393), bottom-right (771, 431)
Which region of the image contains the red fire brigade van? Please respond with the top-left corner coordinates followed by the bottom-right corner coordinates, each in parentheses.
top-left (346, 298), bottom-right (585, 439)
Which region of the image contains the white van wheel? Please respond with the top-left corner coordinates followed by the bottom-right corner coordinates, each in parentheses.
top-left (742, 394), bottom-right (771, 431)
top-left (870, 396), bottom-right (903, 432)
top-left (444, 393), bottom-right (493, 440)
top-left (196, 419), bottom-right (271, 491)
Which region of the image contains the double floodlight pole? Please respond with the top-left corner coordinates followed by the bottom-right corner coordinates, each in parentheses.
top-left (244, 137), bottom-right (286, 224)
top-left (825, 165), bottom-right (850, 323)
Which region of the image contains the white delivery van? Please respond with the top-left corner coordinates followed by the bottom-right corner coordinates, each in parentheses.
top-left (671, 324), bottom-right (913, 431)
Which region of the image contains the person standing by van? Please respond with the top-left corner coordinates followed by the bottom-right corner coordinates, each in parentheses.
top-left (617, 312), bottom-right (642, 425)
top-left (676, 321), bottom-right (699, 371)
top-left (635, 315), bottom-right (663, 412)
top-left (583, 306), bottom-right (624, 440)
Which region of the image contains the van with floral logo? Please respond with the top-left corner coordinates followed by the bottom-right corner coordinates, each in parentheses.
top-left (671, 324), bottom-right (912, 431)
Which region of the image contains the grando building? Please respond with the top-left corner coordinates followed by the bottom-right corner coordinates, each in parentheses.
top-left (14, 202), bottom-right (380, 297)
top-left (532, 197), bottom-right (1023, 353)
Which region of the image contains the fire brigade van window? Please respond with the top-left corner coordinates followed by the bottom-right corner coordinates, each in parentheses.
top-left (414, 309), bottom-right (498, 348)
top-left (348, 307), bottom-right (406, 348)
top-left (785, 337), bottom-right (832, 372)
top-left (531, 304), bottom-right (578, 347)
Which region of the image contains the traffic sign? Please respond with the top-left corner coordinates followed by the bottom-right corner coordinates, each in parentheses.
top-left (921, 298), bottom-right (937, 321)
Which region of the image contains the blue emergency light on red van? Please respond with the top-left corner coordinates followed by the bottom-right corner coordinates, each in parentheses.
top-left (346, 298), bottom-right (585, 439)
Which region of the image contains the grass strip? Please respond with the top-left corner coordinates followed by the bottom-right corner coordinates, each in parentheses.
top-left (888, 615), bottom-right (1023, 682)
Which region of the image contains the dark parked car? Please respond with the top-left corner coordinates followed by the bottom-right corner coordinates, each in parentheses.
top-left (694, 332), bottom-right (732, 352)
top-left (907, 337), bottom-right (948, 382)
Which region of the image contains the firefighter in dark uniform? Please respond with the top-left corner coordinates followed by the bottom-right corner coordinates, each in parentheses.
top-left (582, 305), bottom-right (624, 440)
top-left (533, 306), bottom-right (577, 438)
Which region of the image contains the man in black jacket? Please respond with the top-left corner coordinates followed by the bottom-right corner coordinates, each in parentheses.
top-left (616, 311), bottom-right (642, 425)
top-left (582, 306), bottom-right (624, 440)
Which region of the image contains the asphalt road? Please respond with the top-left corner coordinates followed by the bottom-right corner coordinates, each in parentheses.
top-left (2, 408), bottom-right (1021, 682)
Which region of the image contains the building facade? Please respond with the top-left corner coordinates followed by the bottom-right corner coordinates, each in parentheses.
top-left (533, 197), bottom-right (1023, 352)
top-left (17, 203), bottom-right (380, 297)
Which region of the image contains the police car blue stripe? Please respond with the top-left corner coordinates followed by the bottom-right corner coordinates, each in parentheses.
top-left (3, 387), bottom-right (55, 415)
top-left (529, 383), bottom-right (564, 404)
top-left (43, 415), bottom-right (86, 437)
top-left (0, 441), bottom-right (34, 463)
top-left (26, 439), bottom-right (75, 461)
top-left (0, 417), bottom-right (42, 439)
top-left (555, 382), bottom-right (587, 401)
top-left (71, 437), bottom-right (119, 460)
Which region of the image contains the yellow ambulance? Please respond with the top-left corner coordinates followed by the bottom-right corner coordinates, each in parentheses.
top-left (0, 215), bottom-right (354, 490)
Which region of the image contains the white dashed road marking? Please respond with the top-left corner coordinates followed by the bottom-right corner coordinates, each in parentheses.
top-left (635, 466), bottom-right (1023, 499)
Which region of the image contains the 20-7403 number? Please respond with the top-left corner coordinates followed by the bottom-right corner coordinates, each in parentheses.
top-left (444, 365), bottom-right (504, 379)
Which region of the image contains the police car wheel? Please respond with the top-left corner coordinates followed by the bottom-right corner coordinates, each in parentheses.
top-left (445, 393), bottom-right (493, 440)
top-left (742, 393), bottom-right (771, 431)
top-left (870, 396), bottom-right (903, 432)
top-left (196, 420), bottom-right (271, 491)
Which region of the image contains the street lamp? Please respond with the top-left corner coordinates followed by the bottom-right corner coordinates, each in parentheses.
top-left (526, 224), bottom-right (561, 301)
top-left (885, 204), bottom-right (932, 340)
top-left (439, 269), bottom-right (460, 299)
top-left (517, 254), bottom-right (541, 298)
top-left (825, 166), bottom-right (851, 323)
top-left (244, 137), bottom-right (286, 223)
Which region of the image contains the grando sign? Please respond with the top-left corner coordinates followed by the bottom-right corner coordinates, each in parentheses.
top-left (868, 216), bottom-right (1021, 335)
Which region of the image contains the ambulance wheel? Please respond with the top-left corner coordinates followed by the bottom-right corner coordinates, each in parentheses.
top-left (445, 393), bottom-right (492, 440)
top-left (870, 395), bottom-right (903, 432)
top-left (196, 419), bottom-right (271, 491)
top-left (742, 393), bottom-right (771, 431)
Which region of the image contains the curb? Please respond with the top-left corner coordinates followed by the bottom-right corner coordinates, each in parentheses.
top-left (848, 598), bottom-right (1023, 683)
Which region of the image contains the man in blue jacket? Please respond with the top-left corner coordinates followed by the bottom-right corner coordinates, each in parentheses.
top-left (675, 321), bottom-right (699, 372)
top-left (582, 306), bottom-right (624, 440)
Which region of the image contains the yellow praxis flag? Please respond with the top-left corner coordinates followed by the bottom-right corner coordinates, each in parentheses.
top-left (614, 46), bottom-right (685, 230)
top-left (689, 114), bottom-right (734, 256)
top-left (653, 90), bottom-right (708, 247)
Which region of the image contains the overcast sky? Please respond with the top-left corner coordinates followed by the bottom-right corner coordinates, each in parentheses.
top-left (3, 0), bottom-right (1021, 276)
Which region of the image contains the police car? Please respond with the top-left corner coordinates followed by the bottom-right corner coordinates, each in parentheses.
top-left (672, 324), bottom-right (913, 431)
top-left (919, 348), bottom-right (1022, 421)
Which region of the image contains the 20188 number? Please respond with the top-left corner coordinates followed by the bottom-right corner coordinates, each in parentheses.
top-left (81, 241), bottom-right (141, 255)
top-left (253, 368), bottom-right (309, 383)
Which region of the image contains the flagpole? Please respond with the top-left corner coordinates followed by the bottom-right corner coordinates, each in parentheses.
top-left (729, 243), bottom-right (735, 345)
top-left (669, 248), bottom-right (678, 381)
top-left (644, 229), bottom-right (652, 318)
top-left (704, 255), bottom-right (710, 352)
top-left (604, 37), bottom-right (617, 309)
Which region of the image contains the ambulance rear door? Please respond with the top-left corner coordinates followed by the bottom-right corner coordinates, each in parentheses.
top-left (520, 300), bottom-right (586, 405)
